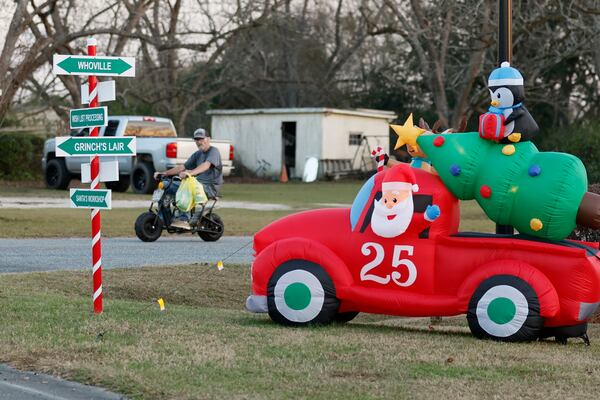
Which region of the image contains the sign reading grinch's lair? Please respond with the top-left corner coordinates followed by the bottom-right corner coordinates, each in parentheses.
top-left (55, 137), bottom-right (136, 157)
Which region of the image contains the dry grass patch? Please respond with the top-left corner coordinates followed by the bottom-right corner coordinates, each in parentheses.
top-left (1, 265), bottom-right (599, 399)
top-left (0, 208), bottom-right (291, 238)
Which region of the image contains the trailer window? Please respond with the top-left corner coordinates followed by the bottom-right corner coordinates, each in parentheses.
top-left (349, 132), bottom-right (363, 146)
top-left (124, 121), bottom-right (176, 137)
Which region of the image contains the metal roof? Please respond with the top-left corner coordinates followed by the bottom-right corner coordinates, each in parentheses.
top-left (206, 107), bottom-right (397, 120)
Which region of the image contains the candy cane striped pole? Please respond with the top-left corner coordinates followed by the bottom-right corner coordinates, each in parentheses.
top-left (371, 146), bottom-right (385, 172)
top-left (87, 37), bottom-right (103, 314)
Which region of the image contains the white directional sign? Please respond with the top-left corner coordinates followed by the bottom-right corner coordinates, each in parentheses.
top-left (56, 137), bottom-right (136, 157)
top-left (82, 81), bottom-right (116, 104)
top-left (70, 189), bottom-right (112, 210)
top-left (53, 55), bottom-right (136, 77)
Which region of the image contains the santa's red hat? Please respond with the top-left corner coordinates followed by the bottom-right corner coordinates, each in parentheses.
top-left (382, 164), bottom-right (419, 193)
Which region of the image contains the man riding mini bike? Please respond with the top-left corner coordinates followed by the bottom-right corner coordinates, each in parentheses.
top-left (134, 127), bottom-right (225, 242)
top-left (134, 174), bottom-right (224, 242)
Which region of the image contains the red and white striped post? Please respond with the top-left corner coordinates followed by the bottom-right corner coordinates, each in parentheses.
top-left (87, 37), bottom-right (103, 314)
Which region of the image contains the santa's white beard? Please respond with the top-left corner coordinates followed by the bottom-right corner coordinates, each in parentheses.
top-left (371, 196), bottom-right (414, 238)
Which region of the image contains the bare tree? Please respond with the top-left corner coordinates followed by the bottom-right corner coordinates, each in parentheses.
top-left (368, 0), bottom-right (600, 129)
top-left (369, 0), bottom-right (495, 128)
top-left (116, 0), bottom-right (279, 134)
top-left (213, 0), bottom-right (384, 110)
top-left (0, 0), bottom-right (152, 126)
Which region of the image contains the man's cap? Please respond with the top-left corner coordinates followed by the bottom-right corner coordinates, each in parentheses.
top-left (193, 128), bottom-right (209, 139)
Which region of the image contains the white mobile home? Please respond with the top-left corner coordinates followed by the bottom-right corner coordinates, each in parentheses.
top-left (208, 108), bottom-right (397, 179)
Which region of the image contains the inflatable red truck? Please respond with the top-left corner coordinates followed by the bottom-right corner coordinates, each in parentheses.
top-left (246, 163), bottom-right (600, 343)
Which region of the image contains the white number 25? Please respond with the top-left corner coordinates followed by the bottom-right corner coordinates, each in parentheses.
top-left (360, 242), bottom-right (417, 287)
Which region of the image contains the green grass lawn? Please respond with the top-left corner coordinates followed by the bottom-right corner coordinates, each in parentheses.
top-left (0, 208), bottom-right (291, 238)
top-left (1, 265), bottom-right (598, 399)
top-left (0, 180), bottom-right (364, 205)
top-left (0, 181), bottom-right (494, 237)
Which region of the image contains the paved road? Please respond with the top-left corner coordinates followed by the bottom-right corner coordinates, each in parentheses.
top-left (0, 236), bottom-right (254, 273)
top-left (0, 364), bottom-right (123, 400)
top-left (0, 196), bottom-right (293, 210)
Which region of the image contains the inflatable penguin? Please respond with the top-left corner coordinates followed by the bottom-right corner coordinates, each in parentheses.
top-left (482, 62), bottom-right (539, 143)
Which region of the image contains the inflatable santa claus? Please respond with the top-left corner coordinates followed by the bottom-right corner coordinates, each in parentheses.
top-left (353, 163), bottom-right (441, 238)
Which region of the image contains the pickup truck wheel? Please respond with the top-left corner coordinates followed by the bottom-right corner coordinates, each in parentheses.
top-left (105, 176), bottom-right (130, 192)
top-left (267, 260), bottom-right (339, 326)
top-left (467, 275), bottom-right (543, 342)
top-left (135, 212), bottom-right (163, 242)
top-left (45, 158), bottom-right (71, 190)
top-left (131, 162), bottom-right (157, 194)
top-left (197, 213), bottom-right (224, 241)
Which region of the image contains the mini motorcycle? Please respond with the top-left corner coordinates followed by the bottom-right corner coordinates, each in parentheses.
top-left (134, 176), bottom-right (224, 242)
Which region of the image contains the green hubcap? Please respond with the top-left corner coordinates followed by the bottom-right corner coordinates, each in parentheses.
top-left (284, 282), bottom-right (311, 310)
top-left (487, 297), bottom-right (517, 324)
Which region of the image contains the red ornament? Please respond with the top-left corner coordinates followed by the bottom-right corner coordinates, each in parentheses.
top-left (433, 136), bottom-right (445, 147)
top-left (480, 185), bottom-right (492, 198)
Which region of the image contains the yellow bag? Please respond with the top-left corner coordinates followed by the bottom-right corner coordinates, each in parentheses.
top-left (194, 180), bottom-right (208, 205)
top-left (176, 177), bottom-right (207, 212)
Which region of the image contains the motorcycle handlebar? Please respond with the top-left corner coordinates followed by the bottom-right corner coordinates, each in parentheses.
top-left (155, 174), bottom-right (182, 182)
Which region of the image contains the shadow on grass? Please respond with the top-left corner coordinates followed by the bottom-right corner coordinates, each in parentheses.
top-left (235, 313), bottom-right (474, 339)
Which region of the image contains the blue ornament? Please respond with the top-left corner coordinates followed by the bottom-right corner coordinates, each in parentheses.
top-left (450, 164), bottom-right (461, 176)
top-left (528, 165), bottom-right (542, 177)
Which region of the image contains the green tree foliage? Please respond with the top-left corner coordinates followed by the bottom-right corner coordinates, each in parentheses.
top-left (0, 133), bottom-right (48, 180)
top-left (537, 121), bottom-right (600, 184)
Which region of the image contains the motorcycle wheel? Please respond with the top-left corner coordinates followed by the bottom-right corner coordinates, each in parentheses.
top-left (135, 212), bottom-right (163, 242)
top-left (197, 213), bottom-right (224, 242)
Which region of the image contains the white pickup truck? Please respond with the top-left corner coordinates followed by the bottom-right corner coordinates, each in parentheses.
top-left (42, 116), bottom-right (234, 194)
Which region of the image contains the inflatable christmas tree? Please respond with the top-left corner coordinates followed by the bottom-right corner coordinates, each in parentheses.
top-left (418, 132), bottom-right (588, 240)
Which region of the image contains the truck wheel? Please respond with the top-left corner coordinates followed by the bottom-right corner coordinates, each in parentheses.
top-left (105, 176), bottom-right (130, 192)
top-left (267, 260), bottom-right (339, 326)
top-left (131, 162), bottom-right (157, 194)
top-left (467, 275), bottom-right (543, 342)
top-left (45, 158), bottom-right (71, 190)
top-left (197, 213), bottom-right (224, 241)
top-left (135, 212), bottom-right (163, 242)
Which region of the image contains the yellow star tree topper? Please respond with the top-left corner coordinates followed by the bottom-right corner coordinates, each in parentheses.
top-left (391, 114), bottom-right (425, 151)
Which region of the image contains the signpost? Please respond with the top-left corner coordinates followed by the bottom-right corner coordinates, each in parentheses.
top-left (54, 38), bottom-right (136, 314)
top-left (70, 189), bottom-right (112, 210)
top-left (53, 55), bottom-right (135, 77)
top-left (69, 106), bottom-right (108, 129)
top-left (56, 137), bottom-right (136, 157)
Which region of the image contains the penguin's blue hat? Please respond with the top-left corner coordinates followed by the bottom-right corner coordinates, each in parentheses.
top-left (488, 62), bottom-right (523, 87)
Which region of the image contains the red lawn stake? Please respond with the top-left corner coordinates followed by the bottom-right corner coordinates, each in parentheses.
top-left (87, 37), bottom-right (103, 314)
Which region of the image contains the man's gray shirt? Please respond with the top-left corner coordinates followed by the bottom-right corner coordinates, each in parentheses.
top-left (184, 146), bottom-right (223, 186)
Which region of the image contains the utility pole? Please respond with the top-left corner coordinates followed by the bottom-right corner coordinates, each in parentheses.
top-left (496, 0), bottom-right (515, 235)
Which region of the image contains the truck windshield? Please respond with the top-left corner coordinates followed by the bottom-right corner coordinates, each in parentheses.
top-left (124, 121), bottom-right (176, 137)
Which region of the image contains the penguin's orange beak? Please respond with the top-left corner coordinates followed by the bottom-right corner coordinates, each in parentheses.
top-left (491, 100), bottom-right (500, 107)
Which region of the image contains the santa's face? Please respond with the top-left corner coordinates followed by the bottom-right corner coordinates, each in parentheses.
top-left (371, 189), bottom-right (414, 238)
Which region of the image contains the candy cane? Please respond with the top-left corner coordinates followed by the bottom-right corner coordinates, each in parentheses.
top-left (371, 146), bottom-right (385, 172)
